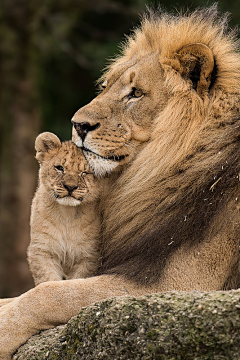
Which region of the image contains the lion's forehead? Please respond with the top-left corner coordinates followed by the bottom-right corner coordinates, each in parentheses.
top-left (104, 53), bottom-right (160, 90)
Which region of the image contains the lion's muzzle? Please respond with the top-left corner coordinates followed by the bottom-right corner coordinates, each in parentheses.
top-left (72, 121), bottom-right (100, 142)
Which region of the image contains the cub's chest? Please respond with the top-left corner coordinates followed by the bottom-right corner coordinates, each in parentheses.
top-left (55, 204), bottom-right (98, 243)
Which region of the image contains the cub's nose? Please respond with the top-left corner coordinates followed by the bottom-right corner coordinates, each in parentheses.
top-left (72, 121), bottom-right (100, 142)
top-left (63, 184), bottom-right (77, 194)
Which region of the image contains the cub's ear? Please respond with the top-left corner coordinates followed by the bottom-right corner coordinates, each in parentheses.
top-left (163, 43), bottom-right (215, 98)
top-left (35, 132), bottom-right (61, 162)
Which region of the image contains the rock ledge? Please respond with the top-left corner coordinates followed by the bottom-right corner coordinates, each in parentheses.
top-left (13, 290), bottom-right (240, 359)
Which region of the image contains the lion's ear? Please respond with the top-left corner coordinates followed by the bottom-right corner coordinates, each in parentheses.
top-left (35, 132), bottom-right (61, 162)
top-left (164, 43), bottom-right (215, 98)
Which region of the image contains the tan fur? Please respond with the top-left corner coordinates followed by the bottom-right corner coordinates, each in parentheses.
top-left (28, 132), bottom-right (102, 285)
top-left (1, 6), bottom-right (240, 359)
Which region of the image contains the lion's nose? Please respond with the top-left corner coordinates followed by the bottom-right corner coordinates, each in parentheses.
top-left (72, 121), bottom-right (100, 142)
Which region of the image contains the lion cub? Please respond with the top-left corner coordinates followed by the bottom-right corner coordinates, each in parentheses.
top-left (28, 132), bottom-right (102, 286)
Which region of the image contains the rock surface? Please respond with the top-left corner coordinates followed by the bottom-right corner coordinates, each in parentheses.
top-left (13, 290), bottom-right (240, 359)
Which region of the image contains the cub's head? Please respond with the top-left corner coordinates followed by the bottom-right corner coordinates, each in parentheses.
top-left (35, 132), bottom-right (100, 206)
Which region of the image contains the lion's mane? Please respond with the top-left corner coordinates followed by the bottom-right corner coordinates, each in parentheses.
top-left (99, 5), bottom-right (240, 286)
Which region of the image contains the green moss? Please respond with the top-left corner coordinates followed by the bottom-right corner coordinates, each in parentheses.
top-left (147, 329), bottom-right (158, 340)
top-left (13, 291), bottom-right (240, 360)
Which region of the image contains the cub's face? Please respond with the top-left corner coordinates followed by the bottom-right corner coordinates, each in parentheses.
top-left (35, 132), bottom-right (100, 206)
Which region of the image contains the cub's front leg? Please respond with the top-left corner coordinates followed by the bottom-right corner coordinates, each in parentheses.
top-left (27, 243), bottom-right (64, 285)
top-left (66, 257), bottom-right (99, 280)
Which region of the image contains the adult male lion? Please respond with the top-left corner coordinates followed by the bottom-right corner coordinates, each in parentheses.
top-left (1, 5), bottom-right (240, 359)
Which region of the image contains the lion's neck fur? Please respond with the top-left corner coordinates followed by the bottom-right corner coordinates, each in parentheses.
top-left (100, 89), bottom-right (240, 284)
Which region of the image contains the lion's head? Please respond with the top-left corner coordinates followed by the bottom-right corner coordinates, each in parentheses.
top-left (72, 6), bottom-right (240, 287)
top-left (72, 52), bottom-right (169, 176)
top-left (35, 132), bottom-right (100, 206)
top-left (72, 6), bottom-right (240, 178)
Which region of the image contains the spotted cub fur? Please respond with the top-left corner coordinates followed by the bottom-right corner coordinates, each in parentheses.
top-left (28, 132), bottom-right (103, 285)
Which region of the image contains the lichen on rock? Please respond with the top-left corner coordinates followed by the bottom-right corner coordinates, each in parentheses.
top-left (13, 290), bottom-right (240, 359)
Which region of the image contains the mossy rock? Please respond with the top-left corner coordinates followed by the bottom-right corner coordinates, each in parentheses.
top-left (13, 290), bottom-right (240, 359)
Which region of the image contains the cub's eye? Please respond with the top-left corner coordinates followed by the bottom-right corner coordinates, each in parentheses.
top-left (81, 172), bottom-right (90, 176)
top-left (54, 165), bottom-right (64, 172)
top-left (129, 88), bottom-right (143, 99)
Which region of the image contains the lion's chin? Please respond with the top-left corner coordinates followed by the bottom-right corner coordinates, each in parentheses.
top-left (72, 131), bottom-right (126, 176)
top-left (83, 150), bottom-right (120, 177)
top-left (56, 197), bottom-right (82, 206)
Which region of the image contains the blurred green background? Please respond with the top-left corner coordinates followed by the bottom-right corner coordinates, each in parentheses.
top-left (0, 0), bottom-right (239, 297)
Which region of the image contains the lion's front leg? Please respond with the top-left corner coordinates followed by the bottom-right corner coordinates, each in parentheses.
top-left (0, 275), bottom-right (144, 360)
top-left (0, 297), bottom-right (17, 308)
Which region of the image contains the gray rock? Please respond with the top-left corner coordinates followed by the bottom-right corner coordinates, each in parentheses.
top-left (13, 290), bottom-right (240, 359)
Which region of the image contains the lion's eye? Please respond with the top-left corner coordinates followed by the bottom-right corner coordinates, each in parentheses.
top-left (98, 85), bottom-right (105, 92)
top-left (129, 88), bottom-right (143, 99)
top-left (81, 172), bottom-right (90, 176)
top-left (55, 165), bottom-right (64, 172)
top-left (98, 80), bottom-right (107, 92)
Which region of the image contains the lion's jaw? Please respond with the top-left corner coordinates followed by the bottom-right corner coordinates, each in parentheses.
top-left (72, 128), bottom-right (122, 176)
top-left (83, 150), bottom-right (121, 177)
top-left (72, 54), bottom-right (169, 176)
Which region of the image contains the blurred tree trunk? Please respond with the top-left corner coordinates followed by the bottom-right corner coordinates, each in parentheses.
top-left (0, 0), bottom-right (39, 296)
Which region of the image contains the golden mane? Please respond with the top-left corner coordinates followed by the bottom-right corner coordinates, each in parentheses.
top-left (99, 6), bottom-right (240, 285)
top-left (105, 5), bottom-right (240, 92)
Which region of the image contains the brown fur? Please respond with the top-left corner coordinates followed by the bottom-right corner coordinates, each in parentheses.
top-left (28, 132), bottom-right (102, 285)
top-left (1, 6), bottom-right (240, 359)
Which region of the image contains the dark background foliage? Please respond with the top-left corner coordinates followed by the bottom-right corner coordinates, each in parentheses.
top-left (0, 0), bottom-right (239, 297)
